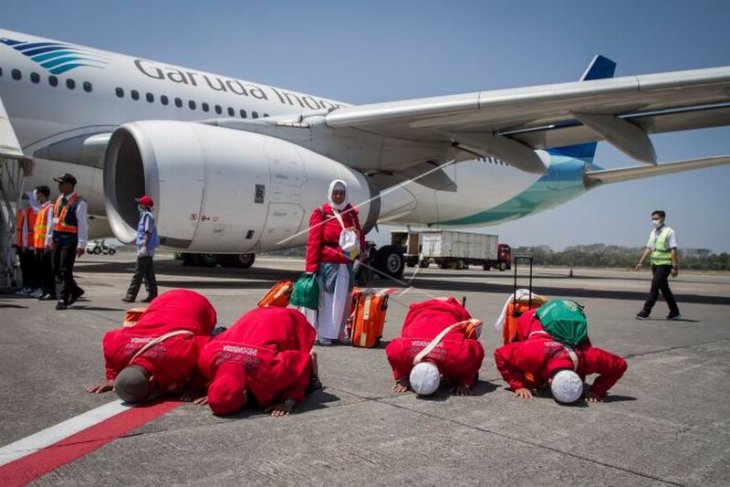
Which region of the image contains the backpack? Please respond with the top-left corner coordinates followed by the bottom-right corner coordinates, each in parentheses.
top-left (535, 299), bottom-right (588, 346)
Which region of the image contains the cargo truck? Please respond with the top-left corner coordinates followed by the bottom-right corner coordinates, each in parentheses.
top-left (394, 230), bottom-right (511, 271)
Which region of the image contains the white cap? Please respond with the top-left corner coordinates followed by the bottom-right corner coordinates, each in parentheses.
top-left (409, 362), bottom-right (440, 396)
top-left (551, 370), bottom-right (584, 404)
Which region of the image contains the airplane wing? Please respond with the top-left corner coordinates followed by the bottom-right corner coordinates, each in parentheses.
top-left (323, 66), bottom-right (730, 173)
top-left (584, 156), bottom-right (730, 186)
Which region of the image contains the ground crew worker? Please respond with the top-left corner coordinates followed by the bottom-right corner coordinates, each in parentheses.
top-left (86, 289), bottom-right (217, 403)
top-left (14, 192), bottom-right (39, 295)
top-left (197, 307), bottom-right (319, 417)
top-left (122, 195), bottom-right (159, 303)
top-left (635, 210), bottom-right (681, 320)
top-left (494, 312), bottom-right (627, 403)
top-left (385, 297), bottom-right (485, 396)
top-left (49, 173), bottom-right (88, 310)
top-left (33, 186), bottom-right (55, 300)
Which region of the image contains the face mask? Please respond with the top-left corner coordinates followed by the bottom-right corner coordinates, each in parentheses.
top-left (652, 219), bottom-right (663, 228)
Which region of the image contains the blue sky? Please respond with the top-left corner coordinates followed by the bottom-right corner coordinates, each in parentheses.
top-left (4, 0), bottom-right (730, 251)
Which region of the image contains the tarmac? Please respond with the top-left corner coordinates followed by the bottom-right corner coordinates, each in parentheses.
top-left (1, 253), bottom-right (729, 486)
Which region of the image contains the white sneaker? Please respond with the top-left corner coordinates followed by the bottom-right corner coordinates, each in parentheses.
top-left (29, 288), bottom-right (43, 298)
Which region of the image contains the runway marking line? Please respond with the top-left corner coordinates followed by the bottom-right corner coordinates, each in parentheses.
top-left (0, 399), bottom-right (182, 486)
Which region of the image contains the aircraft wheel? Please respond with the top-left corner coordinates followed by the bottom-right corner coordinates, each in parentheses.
top-left (193, 253), bottom-right (218, 267)
top-left (221, 253), bottom-right (256, 269)
top-left (375, 245), bottom-right (405, 280)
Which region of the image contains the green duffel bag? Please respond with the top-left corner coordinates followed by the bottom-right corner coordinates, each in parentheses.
top-left (536, 299), bottom-right (588, 346)
top-left (290, 272), bottom-right (320, 310)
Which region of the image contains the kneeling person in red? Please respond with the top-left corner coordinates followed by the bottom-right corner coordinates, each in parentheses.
top-left (494, 299), bottom-right (627, 404)
top-left (197, 307), bottom-right (319, 417)
top-left (385, 297), bottom-right (485, 396)
top-left (87, 289), bottom-right (217, 403)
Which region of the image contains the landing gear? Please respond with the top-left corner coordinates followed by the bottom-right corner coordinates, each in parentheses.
top-left (221, 253), bottom-right (255, 268)
top-left (178, 253), bottom-right (255, 268)
top-left (374, 245), bottom-right (405, 280)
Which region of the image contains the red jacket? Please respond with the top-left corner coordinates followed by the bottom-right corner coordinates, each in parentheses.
top-left (385, 298), bottom-right (485, 388)
top-left (199, 307), bottom-right (316, 409)
top-left (304, 203), bottom-right (366, 273)
top-left (494, 337), bottom-right (627, 398)
top-left (102, 290), bottom-right (217, 391)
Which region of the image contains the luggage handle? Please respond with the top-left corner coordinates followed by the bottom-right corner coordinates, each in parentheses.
top-left (512, 255), bottom-right (533, 317)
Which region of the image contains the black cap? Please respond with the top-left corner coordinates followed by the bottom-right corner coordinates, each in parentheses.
top-left (53, 173), bottom-right (77, 185)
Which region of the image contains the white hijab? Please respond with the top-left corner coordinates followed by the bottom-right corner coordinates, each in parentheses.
top-left (328, 179), bottom-right (348, 211)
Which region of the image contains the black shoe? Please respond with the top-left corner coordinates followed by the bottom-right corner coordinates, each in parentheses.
top-left (68, 288), bottom-right (85, 306)
top-left (141, 295), bottom-right (157, 303)
top-left (635, 311), bottom-right (649, 320)
top-left (121, 296), bottom-right (135, 303)
top-left (55, 300), bottom-right (67, 310)
top-left (666, 312), bottom-right (682, 320)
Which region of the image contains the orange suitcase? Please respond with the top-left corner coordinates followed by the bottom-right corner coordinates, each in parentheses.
top-left (257, 280), bottom-right (294, 308)
top-left (123, 307), bottom-right (147, 327)
top-left (348, 288), bottom-right (390, 348)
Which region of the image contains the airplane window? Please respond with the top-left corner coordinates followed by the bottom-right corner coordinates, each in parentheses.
top-left (30, 72), bottom-right (40, 83)
top-left (115, 87), bottom-right (124, 98)
top-left (146, 93), bottom-right (154, 103)
top-left (202, 102), bottom-right (209, 112)
top-left (83, 81), bottom-right (92, 93)
top-left (131, 90), bottom-right (139, 100)
top-left (215, 105), bottom-right (222, 115)
top-left (239, 109), bottom-right (247, 118)
top-left (66, 79), bottom-right (75, 90)
top-left (12, 69), bottom-right (21, 81)
top-left (263, 113), bottom-right (270, 118)
top-left (227, 107), bottom-right (234, 116)
top-left (174, 97), bottom-right (182, 107)
top-left (189, 100), bottom-right (196, 110)
top-left (49, 75), bottom-right (58, 87)
top-left (252, 111), bottom-right (259, 119)
top-left (161, 95), bottom-right (169, 105)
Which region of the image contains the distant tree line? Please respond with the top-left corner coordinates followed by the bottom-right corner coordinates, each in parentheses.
top-left (512, 244), bottom-right (730, 271)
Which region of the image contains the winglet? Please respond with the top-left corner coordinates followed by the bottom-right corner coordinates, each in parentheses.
top-left (580, 55), bottom-right (617, 81)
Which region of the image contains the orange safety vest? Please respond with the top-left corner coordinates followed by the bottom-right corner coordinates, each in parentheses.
top-left (53, 193), bottom-right (81, 234)
top-left (33, 202), bottom-right (53, 249)
top-left (15, 209), bottom-right (24, 247)
top-left (23, 206), bottom-right (37, 248)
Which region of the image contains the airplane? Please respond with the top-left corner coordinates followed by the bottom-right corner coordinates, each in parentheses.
top-left (1, 28), bottom-right (729, 278)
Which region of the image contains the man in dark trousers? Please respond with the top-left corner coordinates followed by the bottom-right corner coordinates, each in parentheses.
top-left (122, 195), bottom-right (159, 303)
top-left (33, 185), bottom-right (56, 300)
top-left (50, 173), bottom-right (87, 310)
top-left (635, 210), bottom-right (681, 320)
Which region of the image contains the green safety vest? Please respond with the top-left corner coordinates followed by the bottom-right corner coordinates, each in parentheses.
top-left (650, 228), bottom-right (673, 266)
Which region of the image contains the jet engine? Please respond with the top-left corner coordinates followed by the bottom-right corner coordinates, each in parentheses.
top-left (103, 121), bottom-right (380, 253)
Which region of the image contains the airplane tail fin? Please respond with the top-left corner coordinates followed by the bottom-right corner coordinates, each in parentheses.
top-left (547, 55), bottom-right (617, 162)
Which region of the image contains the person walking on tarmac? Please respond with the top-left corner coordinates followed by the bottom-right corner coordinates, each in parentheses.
top-left (49, 173), bottom-right (88, 310)
top-left (635, 210), bottom-right (681, 320)
top-left (33, 186), bottom-right (56, 300)
top-left (122, 195), bottom-right (159, 303)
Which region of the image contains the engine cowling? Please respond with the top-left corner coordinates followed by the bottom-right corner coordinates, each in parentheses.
top-left (103, 121), bottom-right (379, 252)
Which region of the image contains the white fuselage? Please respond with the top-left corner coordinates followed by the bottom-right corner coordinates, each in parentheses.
top-left (0, 29), bottom-right (544, 240)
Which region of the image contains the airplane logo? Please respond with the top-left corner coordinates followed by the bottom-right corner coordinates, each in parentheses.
top-left (0, 37), bottom-right (107, 75)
